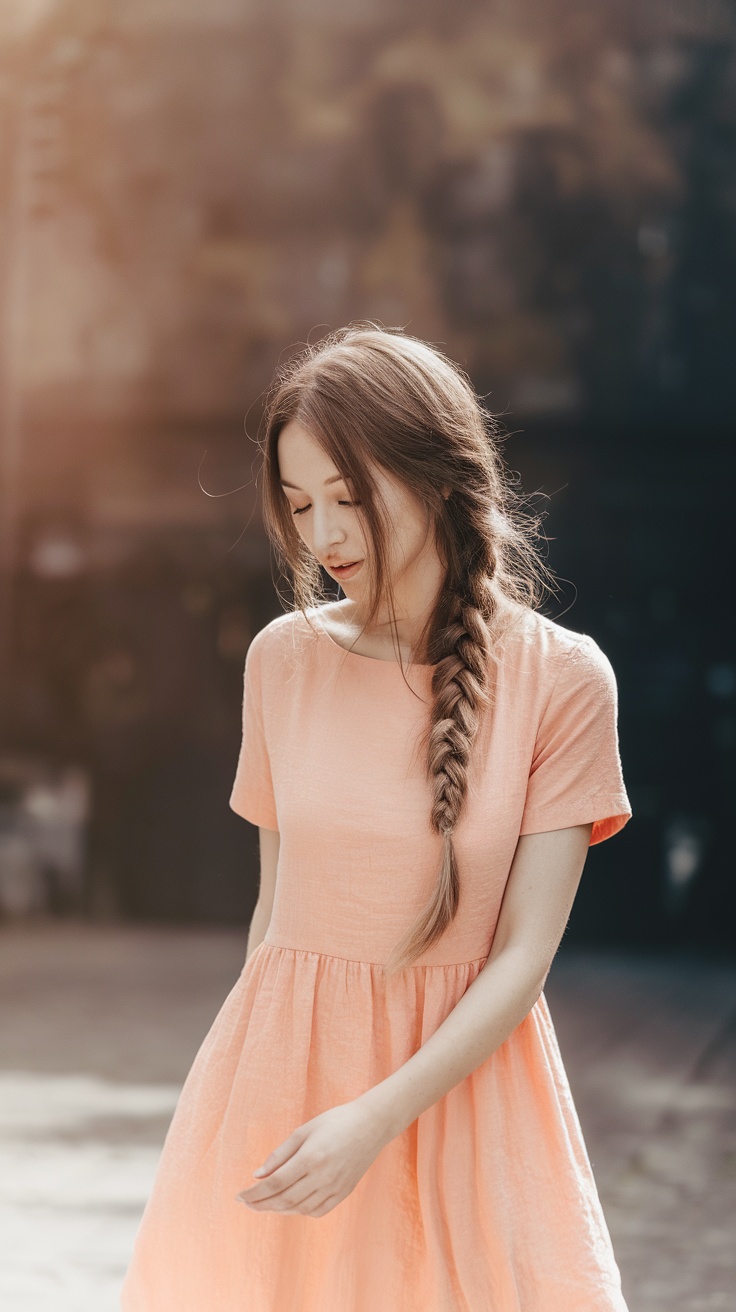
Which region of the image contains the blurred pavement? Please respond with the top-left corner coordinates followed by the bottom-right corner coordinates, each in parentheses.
top-left (0, 924), bottom-right (734, 1312)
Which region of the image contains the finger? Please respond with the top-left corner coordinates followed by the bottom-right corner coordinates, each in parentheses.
top-left (237, 1164), bottom-right (311, 1206)
top-left (269, 1185), bottom-right (333, 1216)
top-left (251, 1128), bottom-right (307, 1179)
top-left (304, 1191), bottom-right (340, 1218)
top-left (252, 1181), bottom-right (326, 1214)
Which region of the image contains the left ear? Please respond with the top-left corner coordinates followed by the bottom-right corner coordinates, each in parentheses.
top-left (441, 485), bottom-right (451, 501)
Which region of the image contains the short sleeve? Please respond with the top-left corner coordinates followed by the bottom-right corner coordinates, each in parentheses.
top-left (519, 634), bottom-right (632, 845)
top-left (228, 635), bottom-right (279, 830)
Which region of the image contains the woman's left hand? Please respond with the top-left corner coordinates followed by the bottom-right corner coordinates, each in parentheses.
top-left (235, 1097), bottom-right (392, 1218)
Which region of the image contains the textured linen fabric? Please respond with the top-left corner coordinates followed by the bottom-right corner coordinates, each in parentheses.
top-left (120, 602), bottom-right (632, 1312)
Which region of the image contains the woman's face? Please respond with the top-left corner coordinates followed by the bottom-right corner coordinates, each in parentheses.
top-left (277, 419), bottom-right (440, 601)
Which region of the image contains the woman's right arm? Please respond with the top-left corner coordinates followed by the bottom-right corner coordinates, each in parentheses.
top-left (244, 826), bottom-right (280, 963)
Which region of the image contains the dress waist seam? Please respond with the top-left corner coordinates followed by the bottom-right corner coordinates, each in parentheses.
top-left (258, 940), bottom-right (489, 969)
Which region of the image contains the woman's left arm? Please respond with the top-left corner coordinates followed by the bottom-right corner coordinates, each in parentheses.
top-left (360, 822), bottom-right (592, 1140)
top-left (237, 823), bottom-right (592, 1214)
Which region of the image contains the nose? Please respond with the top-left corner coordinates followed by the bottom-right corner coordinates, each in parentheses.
top-left (311, 502), bottom-right (346, 559)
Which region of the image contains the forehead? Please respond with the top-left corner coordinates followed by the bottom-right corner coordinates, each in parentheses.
top-left (276, 419), bottom-right (420, 509)
top-left (277, 421), bottom-right (342, 482)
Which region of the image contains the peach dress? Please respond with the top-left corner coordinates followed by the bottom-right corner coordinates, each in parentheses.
top-left (120, 602), bottom-right (632, 1312)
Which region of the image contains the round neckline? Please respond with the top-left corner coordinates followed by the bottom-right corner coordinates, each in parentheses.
top-left (310, 607), bottom-right (434, 671)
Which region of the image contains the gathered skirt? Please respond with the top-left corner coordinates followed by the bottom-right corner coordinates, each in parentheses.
top-left (119, 939), bottom-right (628, 1311)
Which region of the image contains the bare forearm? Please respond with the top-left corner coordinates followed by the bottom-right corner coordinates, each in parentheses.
top-left (358, 828), bottom-right (591, 1142)
top-left (360, 946), bottom-right (548, 1142)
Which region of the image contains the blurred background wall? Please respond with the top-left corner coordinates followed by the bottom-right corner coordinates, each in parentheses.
top-left (0, 0), bottom-right (733, 949)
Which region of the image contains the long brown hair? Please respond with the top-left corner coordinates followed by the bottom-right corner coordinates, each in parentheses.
top-left (258, 323), bottom-right (555, 975)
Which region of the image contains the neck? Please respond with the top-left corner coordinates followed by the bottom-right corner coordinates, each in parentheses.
top-left (351, 538), bottom-right (447, 657)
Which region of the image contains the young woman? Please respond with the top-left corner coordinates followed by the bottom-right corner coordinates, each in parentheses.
top-left (120, 324), bottom-right (632, 1311)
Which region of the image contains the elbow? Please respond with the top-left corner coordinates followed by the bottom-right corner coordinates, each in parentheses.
top-left (518, 955), bottom-right (551, 1017)
top-left (531, 956), bottom-right (554, 1006)
top-left (485, 941), bottom-right (553, 1017)
top-left (519, 974), bottom-right (545, 1019)
top-left (529, 976), bottom-right (546, 1010)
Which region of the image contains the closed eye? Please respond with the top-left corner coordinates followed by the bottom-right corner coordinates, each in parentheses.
top-left (292, 501), bottom-right (360, 516)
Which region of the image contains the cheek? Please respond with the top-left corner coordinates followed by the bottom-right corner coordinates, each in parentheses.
top-left (290, 516), bottom-right (311, 548)
top-left (355, 517), bottom-right (370, 551)
top-left (395, 509), bottom-right (431, 565)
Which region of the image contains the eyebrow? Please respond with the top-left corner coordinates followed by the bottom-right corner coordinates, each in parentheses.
top-left (279, 474), bottom-right (347, 491)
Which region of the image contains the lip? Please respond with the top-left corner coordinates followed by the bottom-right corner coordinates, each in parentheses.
top-left (327, 559), bottom-right (363, 579)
